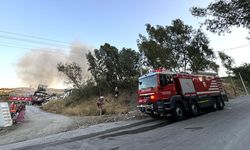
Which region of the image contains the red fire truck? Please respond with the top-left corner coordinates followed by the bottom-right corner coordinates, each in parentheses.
top-left (137, 68), bottom-right (228, 120)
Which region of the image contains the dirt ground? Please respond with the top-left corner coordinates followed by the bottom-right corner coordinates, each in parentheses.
top-left (0, 105), bottom-right (147, 145)
top-left (0, 106), bottom-right (77, 145)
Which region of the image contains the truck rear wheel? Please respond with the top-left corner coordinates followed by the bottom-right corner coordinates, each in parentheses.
top-left (217, 97), bottom-right (224, 110)
top-left (172, 103), bottom-right (185, 121)
top-left (211, 98), bottom-right (218, 111)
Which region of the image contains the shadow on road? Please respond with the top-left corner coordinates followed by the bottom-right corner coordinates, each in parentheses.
top-left (99, 120), bottom-right (171, 139)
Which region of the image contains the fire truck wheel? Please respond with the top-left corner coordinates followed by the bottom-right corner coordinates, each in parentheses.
top-left (211, 98), bottom-right (218, 111)
top-left (172, 103), bottom-right (185, 121)
top-left (190, 101), bottom-right (199, 116)
top-left (217, 97), bottom-right (224, 110)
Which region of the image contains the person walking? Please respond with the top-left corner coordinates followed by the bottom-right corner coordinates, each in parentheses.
top-left (97, 96), bottom-right (105, 116)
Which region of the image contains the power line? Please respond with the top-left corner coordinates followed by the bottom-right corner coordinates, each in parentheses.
top-left (0, 30), bottom-right (70, 45)
top-left (0, 40), bottom-right (68, 49)
top-left (0, 43), bottom-right (69, 55)
top-left (0, 44), bottom-right (86, 60)
top-left (0, 41), bottom-right (92, 56)
top-left (0, 41), bottom-right (70, 52)
top-left (219, 43), bottom-right (250, 51)
top-left (1, 30), bottom-right (249, 52)
top-left (0, 35), bottom-right (69, 49)
top-left (0, 30), bottom-right (93, 56)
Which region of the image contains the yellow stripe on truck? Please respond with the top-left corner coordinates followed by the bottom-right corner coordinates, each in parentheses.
top-left (198, 100), bottom-right (209, 104)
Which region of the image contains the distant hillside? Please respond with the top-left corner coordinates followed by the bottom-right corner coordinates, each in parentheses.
top-left (1, 87), bottom-right (64, 97)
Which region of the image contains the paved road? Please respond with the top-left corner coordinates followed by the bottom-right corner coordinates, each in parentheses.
top-left (3, 96), bottom-right (250, 150)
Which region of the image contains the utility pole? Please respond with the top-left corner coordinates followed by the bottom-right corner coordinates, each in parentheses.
top-left (139, 59), bottom-right (143, 76)
top-left (239, 72), bottom-right (248, 95)
top-left (139, 52), bottom-right (144, 76)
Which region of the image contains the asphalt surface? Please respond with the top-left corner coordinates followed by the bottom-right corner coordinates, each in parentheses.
top-left (2, 95), bottom-right (250, 150)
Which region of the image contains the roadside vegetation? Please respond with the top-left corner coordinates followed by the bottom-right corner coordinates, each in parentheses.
top-left (42, 90), bottom-right (137, 116)
top-left (43, 0), bottom-right (250, 116)
top-left (223, 77), bottom-right (250, 99)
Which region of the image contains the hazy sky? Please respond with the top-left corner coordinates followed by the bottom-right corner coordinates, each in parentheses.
top-left (0, 0), bottom-right (249, 88)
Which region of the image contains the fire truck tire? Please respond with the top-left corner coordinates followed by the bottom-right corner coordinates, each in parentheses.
top-left (211, 98), bottom-right (218, 111)
top-left (217, 97), bottom-right (224, 110)
top-left (172, 103), bottom-right (185, 121)
top-left (189, 101), bottom-right (199, 116)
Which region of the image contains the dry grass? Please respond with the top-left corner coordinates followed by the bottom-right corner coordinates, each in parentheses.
top-left (63, 100), bottom-right (99, 116)
top-left (223, 81), bottom-right (249, 99)
top-left (42, 99), bottom-right (65, 114)
top-left (42, 91), bottom-right (136, 116)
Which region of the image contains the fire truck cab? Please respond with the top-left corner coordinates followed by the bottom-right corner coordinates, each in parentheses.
top-left (137, 68), bottom-right (228, 120)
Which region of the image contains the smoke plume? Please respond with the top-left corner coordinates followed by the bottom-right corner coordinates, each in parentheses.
top-left (68, 42), bottom-right (92, 78)
top-left (16, 43), bottom-right (93, 88)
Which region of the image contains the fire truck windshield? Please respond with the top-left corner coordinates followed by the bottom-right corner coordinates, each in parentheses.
top-left (139, 75), bottom-right (157, 90)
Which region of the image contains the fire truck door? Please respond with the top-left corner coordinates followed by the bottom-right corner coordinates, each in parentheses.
top-left (159, 74), bottom-right (174, 100)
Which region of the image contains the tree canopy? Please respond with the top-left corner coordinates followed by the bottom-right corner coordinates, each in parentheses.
top-left (218, 51), bottom-right (235, 74)
top-left (86, 43), bottom-right (140, 92)
top-left (191, 0), bottom-right (250, 34)
top-left (138, 19), bottom-right (218, 72)
top-left (57, 62), bottom-right (83, 89)
top-left (233, 63), bottom-right (250, 84)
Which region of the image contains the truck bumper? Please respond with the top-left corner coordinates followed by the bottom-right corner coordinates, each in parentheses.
top-left (137, 101), bottom-right (172, 115)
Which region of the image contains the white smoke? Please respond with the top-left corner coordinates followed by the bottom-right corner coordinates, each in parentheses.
top-left (16, 43), bottom-right (93, 88)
